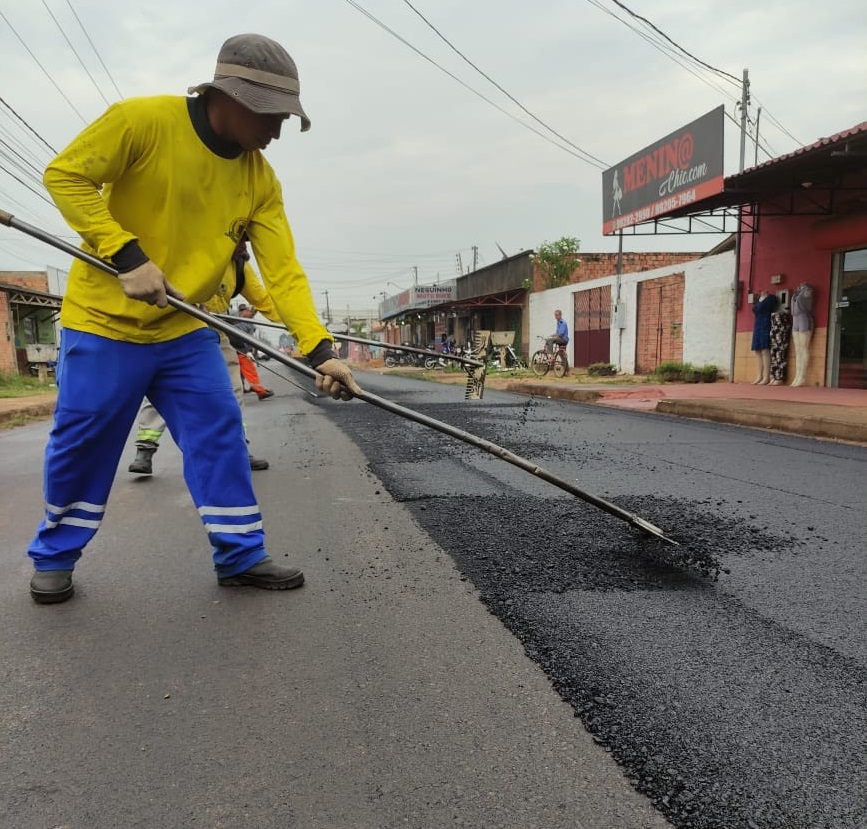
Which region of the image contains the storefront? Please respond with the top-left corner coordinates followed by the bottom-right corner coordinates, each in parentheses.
top-left (0, 275), bottom-right (61, 376)
top-left (379, 255), bottom-right (532, 357)
top-left (660, 121), bottom-right (867, 388)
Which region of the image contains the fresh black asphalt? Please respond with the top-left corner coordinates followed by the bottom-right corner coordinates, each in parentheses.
top-left (319, 372), bottom-right (867, 829)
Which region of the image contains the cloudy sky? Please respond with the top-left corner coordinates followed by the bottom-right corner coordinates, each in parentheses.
top-left (1, 0), bottom-right (864, 314)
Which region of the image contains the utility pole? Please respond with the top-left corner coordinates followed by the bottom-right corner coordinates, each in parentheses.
top-left (730, 68), bottom-right (750, 384)
top-left (738, 68), bottom-right (750, 174)
top-left (472, 245), bottom-right (478, 271)
top-left (754, 106), bottom-right (762, 166)
top-left (412, 266), bottom-right (418, 286)
top-left (615, 230), bottom-right (624, 372)
top-left (455, 252), bottom-right (463, 277)
top-left (322, 290), bottom-right (331, 323)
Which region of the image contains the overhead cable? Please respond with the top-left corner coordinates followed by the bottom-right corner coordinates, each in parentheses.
top-left (343, 0), bottom-right (608, 169)
top-left (62, 0), bottom-right (124, 99)
top-left (607, 0), bottom-right (741, 84)
top-left (400, 0), bottom-right (609, 168)
top-left (40, 0), bottom-right (112, 107)
top-left (0, 8), bottom-right (88, 124)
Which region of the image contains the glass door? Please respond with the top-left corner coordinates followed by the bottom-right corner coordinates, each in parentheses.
top-left (832, 248), bottom-right (867, 389)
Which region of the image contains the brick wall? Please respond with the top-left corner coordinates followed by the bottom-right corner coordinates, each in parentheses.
top-left (2, 271), bottom-right (51, 292)
top-left (0, 272), bottom-right (52, 376)
top-left (533, 251), bottom-right (701, 291)
top-left (635, 273), bottom-right (685, 373)
top-left (0, 291), bottom-right (13, 374)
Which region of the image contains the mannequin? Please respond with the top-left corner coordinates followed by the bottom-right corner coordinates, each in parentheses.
top-left (769, 300), bottom-right (793, 385)
top-left (790, 282), bottom-right (814, 387)
top-left (751, 290), bottom-right (778, 385)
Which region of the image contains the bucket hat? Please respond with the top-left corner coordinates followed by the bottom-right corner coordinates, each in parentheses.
top-left (188, 33), bottom-right (310, 131)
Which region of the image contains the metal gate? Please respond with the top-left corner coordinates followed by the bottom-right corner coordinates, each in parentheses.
top-left (573, 286), bottom-right (611, 368)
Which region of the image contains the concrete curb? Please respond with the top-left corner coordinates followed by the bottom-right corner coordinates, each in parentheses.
top-left (0, 399), bottom-right (55, 427)
top-left (498, 380), bottom-right (867, 446)
top-left (503, 381), bottom-right (602, 403)
top-left (655, 399), bottom-right (867, 444)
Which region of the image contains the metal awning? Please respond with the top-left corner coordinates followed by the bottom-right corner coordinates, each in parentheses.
top-left (0, 282), bottom-right (62, 308)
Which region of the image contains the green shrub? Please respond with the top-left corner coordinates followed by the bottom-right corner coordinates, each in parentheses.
top-left (682, 363), bottom-right (701, 383)
top-left (587, 362), bottom-right (616, 377)
top-left (654, 360), bottom-right (685, 381)
top-left (699, 364), bottom-right (719, 383)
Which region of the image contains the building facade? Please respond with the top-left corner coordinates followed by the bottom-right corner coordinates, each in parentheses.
top-left (529, 247), bottom-right (735, 374)
top-left (0, 272), bottom-right (61, 376)
top-left (660, 121), bottom-right (867, 388)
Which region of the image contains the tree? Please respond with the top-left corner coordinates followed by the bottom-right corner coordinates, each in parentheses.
top-left (534, 236), bottom-right (581, 289)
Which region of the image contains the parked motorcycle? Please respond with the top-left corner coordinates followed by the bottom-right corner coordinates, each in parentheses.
top-left (384, 346), bottom-right (426, 368)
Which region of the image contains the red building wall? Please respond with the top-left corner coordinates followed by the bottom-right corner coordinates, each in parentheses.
top-left (734, 204), bottom-right (867, 384)
top-left (736, 213), bottom-right (833, 334)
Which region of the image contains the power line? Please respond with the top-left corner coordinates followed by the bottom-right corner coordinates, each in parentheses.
top-left (584, 0), bottom-right (740, 107)
top-left (590, 0), bottom-right (802, 151)
top-left (749, 97), bottom-right (801, 147)
top-left (0, 96), bottom-right (57, 156)
top-left (0, 8), bottom-right (88, 124)
top-left (606, 0), bottom-right (741, 84)
top-left (40, 0), bottom-right (112, 107)
top-left (400, 0), bottom-right (609, 168)
top-left (342, 0), bottom-right (608, 169)
top-left (62, 0), bottom-right (123, 100)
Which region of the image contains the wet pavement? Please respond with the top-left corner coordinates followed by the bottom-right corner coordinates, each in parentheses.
top-left (369, 368), bottom-right (867, 445)
top-left (3, 373), bottom-right (866, 444)
top-left (318, 374), bottom-right (867, 829)
top-left (3, 369), bottom-right (864, 828)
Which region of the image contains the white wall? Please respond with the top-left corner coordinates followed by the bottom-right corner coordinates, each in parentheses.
top-left (681, 252), bottom-right (735, 370)
top-left (528, 250), bottom-right (735, 375)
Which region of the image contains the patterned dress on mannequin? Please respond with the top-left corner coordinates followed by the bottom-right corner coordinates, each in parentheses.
top-left (769, 308), bottom-right (792, 383)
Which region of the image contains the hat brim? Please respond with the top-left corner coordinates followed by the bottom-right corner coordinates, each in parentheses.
top-left (188, 77), bottom-right (311, 132)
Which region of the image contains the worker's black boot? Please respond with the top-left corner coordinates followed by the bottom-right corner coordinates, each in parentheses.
top-left (249, 453), bottom-right (270, 471)
top-left (128, 444), bottom-right (157, 475)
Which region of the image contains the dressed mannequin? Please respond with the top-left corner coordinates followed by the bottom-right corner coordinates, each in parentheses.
top-left (790, 282), bottom-right (814, 387)
top-left (769, 301), bottom-right (793, 385)
top-left (751, 290), bottom-right (778, 385)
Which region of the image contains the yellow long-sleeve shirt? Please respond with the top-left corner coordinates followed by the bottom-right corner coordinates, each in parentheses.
top-left (205, 259), bottom-right (279, 321)
top-left (44, 94), bottom-right (331, 356)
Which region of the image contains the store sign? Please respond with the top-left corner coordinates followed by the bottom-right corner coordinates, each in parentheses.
top-left (380, 281), bottom-right (456, 319)
top-left (412, 283), bottom-right (454, 307)
top-left (601, 105), bottom-right (724, 235)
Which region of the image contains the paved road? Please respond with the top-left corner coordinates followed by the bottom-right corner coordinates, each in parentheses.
top-left (1, 366), bottom-right (864, 829)
top-left (322, 370), bottom-right (866, 829)
top-left (0, 372), bottom-right (670, 829)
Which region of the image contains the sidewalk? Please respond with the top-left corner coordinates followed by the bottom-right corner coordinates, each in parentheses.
top-left (0, 393), bottom-right (57, 428)
top-left (498, 377), bottom-right (867, 445)
top-left (3, 376), bottom-right (867, 445)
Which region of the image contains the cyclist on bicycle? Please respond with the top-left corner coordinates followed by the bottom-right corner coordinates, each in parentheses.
top-left (546, 309), bottom-right (570, 367)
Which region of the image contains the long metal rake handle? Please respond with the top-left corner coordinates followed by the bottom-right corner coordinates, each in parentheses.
top-left (0, 209), bottom-right (676, 545)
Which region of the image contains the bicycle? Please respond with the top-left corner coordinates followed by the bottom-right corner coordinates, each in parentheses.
top-left (530, 336), bottom-right (569, 378)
